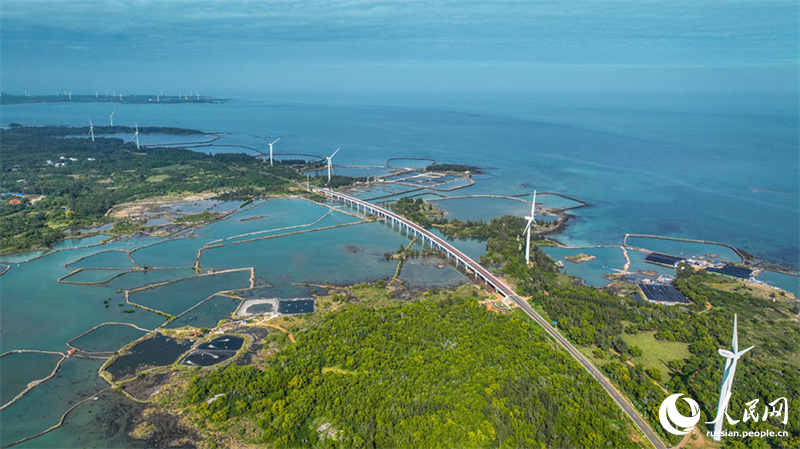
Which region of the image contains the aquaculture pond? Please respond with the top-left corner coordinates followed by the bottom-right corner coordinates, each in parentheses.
top-left (277, 299), bottom-right (315, 314)
top-left (0, 197), bottom-right (435, 447)
top-left (179, 336), bottom-right (244, 367)
top-left (105, 334), bottom-right (193, 380)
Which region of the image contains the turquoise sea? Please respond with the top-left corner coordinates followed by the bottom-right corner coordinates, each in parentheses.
top-left (1, 94), bottom-right (798, 446)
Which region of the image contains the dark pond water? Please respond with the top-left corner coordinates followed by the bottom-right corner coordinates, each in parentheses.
top-left (197, 336), bottom-right (243, 351)
top-left (179, 335), bottom-right (244, 367)
top-left (244, 303), bottom-right (273, 314)
top-left (106, 334), bottom-right (192, 379)
top-left (278, 299), bottom-right (315, 314)
top-left (180, 350), bottom-right (236, 367)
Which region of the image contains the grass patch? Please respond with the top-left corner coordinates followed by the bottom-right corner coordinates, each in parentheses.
top-left (622, 331), bottom-right (690, 379)
top-left (145, 174), bottom-right (170, 183)
top-left (321, 366), bottom-right (357, 375)
top-left (173, 211), bottom-right (217, 223)
top-left (152, 164), bottom-right (192, 172)
top-left (348, 282), bottom-right (394, 304)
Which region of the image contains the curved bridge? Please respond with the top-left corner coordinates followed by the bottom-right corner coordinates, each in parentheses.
top-left (317, 187), bottom-right (667, 449)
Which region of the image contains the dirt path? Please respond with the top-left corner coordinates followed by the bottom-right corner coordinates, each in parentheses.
top-left (262, 323), bottom-right (296, 343)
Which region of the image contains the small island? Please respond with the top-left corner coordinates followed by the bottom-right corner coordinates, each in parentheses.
top-left (564, 253), bottom-right (596, 263)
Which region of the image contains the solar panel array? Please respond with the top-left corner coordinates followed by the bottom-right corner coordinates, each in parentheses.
top-left (644, 252), bottom-right (685, 267)
top-left (707, 264), bottom-right (753, 279)
top-left (639, 283), bottom-right (690, 304)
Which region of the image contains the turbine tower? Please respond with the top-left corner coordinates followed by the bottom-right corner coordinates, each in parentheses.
top-left (109, 110), bottom-right (116, 127)
top-left (88, 118), bottom-right (95, 142)
top-left (268, 137), bottom-right (280, 166)
top-left (133, 123), bottom-right (140, 150)
top-left (711, 314), bottom-right (754, 441)
top-left (326, 147), bottom-right (340, 183)
top-left (522, 190), bottom-right (537, 264)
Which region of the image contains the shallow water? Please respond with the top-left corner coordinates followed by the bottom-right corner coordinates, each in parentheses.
top-left (0, 352), bottom-right (63, 405)
top-left (69, 324), bottom-right (147, 353)
top-left (757, 270), bottom-right (800, 298)
top-left (60, 269), bottom-right (130, 284)
top-left (105, 268), bottom-right (196, 291)
top-left (305, 167), bottom-right (395, 178)
top-left (542, 246), bottom-right (628, 287)
top-left (0, 358), bottom-right (107, 447)
top-left (625, 236), bottom-right (742, 263)
top-left (432, 196), bottom-right (532, 222)
top-left (68, 250), bottom-right (137, 269)
top-left (166, 295), bottom-right (241, 329)
top-left (399, 256), bottom-right (468, 290)
top-left (128, 270), bottom-right (251, 316)
top-left (14, 390), bottom-right (149, 449)
top-left (130, 237), bottom-right (210, 268)
top-left (200, 221), bottom-right (408, 286)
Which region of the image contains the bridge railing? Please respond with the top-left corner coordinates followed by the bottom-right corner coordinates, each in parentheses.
top-left (318, 188), bottom-right (509, 297)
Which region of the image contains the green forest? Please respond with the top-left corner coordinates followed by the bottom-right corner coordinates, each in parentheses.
top-left (407, 206), bottom-right (800, 448)
top-left (183, 293), bottom-right (645, 448)
top-left (0, 126), bottom-right (356, 254)
top-left (370, 198), bottom-right (800, 447)
top-left (487, 226), bottom-right (798, 448)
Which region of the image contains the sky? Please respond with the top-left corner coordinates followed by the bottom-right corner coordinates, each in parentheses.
top-left (1, 0), bottom-right (798, 100)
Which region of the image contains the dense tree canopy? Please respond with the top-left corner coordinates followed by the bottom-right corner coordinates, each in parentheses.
top-left (184, 295), bottom-right (644, 448)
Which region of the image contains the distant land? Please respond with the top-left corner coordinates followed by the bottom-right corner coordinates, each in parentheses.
top-left (0, 93), bottom-right (225, 105)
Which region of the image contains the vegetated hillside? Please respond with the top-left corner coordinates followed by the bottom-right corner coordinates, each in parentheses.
top-left (381, 198), bottom-right (799, 447)
top-left (183, 294), bottom-right (645, 449)
top-left (0, 126), bottom-right (307, 253)
top-left (474, 215), bottom-right (800, 448)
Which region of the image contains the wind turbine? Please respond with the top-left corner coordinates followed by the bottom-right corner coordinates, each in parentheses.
top-left (109, 110), bottom-right (116, 127)
top-left (326, 148), bottom-right (340, 183)
top-left (133, 123), bottom-right (140, 149)
top-left (267, 137), bottom-right (280, 166)
top-left (522, 190), bottom-right (537, 265)
top-left (88, 118), bottom-right (95, 142)
top-left (711, 314), bottom-right (754, 441)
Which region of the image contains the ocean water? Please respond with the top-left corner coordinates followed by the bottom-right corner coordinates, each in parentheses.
top-left (542, 246), bottom-right (628, 287)
top-left (2, 97), bottom-right (796, 270)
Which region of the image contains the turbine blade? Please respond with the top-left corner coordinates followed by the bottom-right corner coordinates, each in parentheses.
top-left (331, 147), bottom-right (340, 158)
top-left (523, 219), bottom-right (533, 234)
top-left (737, 345), bottom-right (754, 356)
top-left (271, 137), bottom-right (281, 145)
